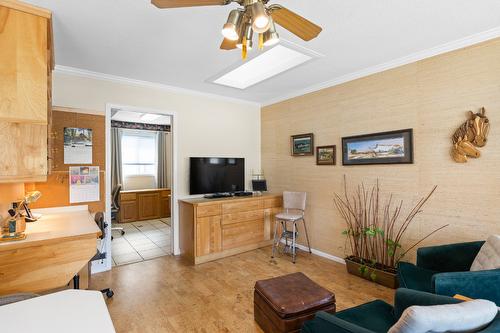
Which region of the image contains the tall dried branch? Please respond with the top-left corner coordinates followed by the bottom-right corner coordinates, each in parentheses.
top-left (334, 177), bottom-right (446, 269)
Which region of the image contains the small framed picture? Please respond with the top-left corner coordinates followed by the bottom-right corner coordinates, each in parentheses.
top-left (291, 133), bottom-right (314, 156)
top-left (316, 145), bottom-right (336, 165)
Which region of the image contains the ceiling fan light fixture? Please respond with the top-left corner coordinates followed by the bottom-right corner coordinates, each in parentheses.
top-left (221, 9), bottom-right (243, 41)
top-left (263, 18), bottom-right (279, 46)
top-left (237, 39), bottom-right (253, 50)
top-left (250, 1), bottom-right (269, 33)
top-left (237, 23), bottom-right (254, 49)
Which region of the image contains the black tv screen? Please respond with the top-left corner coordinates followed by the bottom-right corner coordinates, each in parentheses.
top-left (190, 157), bottom-right (245, 195)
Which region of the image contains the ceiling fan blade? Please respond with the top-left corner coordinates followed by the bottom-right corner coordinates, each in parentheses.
top-left (271, 7), bottom-right (322, 41)
top-left (220, 38), bottom-right (237, 50)
top-left (152, 0), bottom-right (228, 9)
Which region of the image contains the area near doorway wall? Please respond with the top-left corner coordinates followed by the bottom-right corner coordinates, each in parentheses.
top-left (107, 105), bottom-right (175, 266)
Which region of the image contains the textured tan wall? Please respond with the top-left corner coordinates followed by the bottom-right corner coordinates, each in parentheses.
top-left (262, 38), bottom-right (500, 262)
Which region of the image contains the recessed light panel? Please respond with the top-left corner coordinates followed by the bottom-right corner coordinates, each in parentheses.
top-left (112, 110), bottom-right (170, 125)
top-left (212, 43), bottom-right (320, 89)
top-left (140, 113), bottom-right (163, 122)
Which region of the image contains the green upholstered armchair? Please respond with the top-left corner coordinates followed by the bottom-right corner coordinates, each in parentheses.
top-left (397, 241), bottom-right (500, 305)
top-left (301, 289), bottom-right (500, 333)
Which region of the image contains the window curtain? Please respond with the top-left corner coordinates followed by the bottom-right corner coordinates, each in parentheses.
top-left (157, 131), bottom-right (172, 188)
top-left (111, 127), bottom-right (123, 191)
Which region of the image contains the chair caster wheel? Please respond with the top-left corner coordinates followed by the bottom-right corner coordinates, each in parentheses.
top-left (111, 236), bottom-right (114, 241)
top-left (120, 230), bottom-right (125, 235)
top-left (106, 290), bottom-right (114, 298)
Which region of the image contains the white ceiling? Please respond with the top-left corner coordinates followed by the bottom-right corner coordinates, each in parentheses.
top-left (25, 0), bottom-right (500, 104)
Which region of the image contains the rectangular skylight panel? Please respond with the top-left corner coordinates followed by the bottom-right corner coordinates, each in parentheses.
top-left (213, 45), bottom-right (313, 89)
top-left (140, 113), bottom-right (163, 121)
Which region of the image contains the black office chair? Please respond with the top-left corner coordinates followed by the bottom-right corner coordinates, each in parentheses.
top-left (111, 184), bottom-right (124, 239)
top-left (72, 212), bottom-right (114, 298)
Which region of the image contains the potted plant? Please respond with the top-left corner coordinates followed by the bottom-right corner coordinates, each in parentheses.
top-left (334, 177), bottom-right (448, 289)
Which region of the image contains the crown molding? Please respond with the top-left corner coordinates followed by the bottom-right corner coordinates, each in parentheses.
top-left (55, 26), bottom-right (500, 108)
top-left (54, 65), bottom-right (261, 108)
top-left (262, 26), bottom-right (500, 107)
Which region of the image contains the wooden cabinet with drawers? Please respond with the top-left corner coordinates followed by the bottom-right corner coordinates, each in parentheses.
top-left (0, 0), bottom-right (54, 183)
top-left (119, 188), bottom-right (171, 223)
top-left (179, 194), bottom-right (282, 265)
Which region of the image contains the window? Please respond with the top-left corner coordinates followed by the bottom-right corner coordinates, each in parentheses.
top-left (121, 131), bottom-right (157, 179)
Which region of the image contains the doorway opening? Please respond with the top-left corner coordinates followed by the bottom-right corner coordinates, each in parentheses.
top-left (105, 105), bottom-right (176, 267)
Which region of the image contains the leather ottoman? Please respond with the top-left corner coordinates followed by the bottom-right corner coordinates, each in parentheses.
top-left (254, 272), bottom-right (336, 333)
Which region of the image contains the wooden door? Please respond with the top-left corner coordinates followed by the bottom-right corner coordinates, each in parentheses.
top-left (222, 219), bottom-right (265, 251)
top-left (0, 122), bottom-right (47, 182)
top-left (120, 200), bottom-right (138, 223)
top-left (138, 192), bottom-right (161, 220)
top-left (160, 191), bottom-right (171, 218)
top-left (0, 6), bottom-right (48, 124)
top-left (196, 216), bottom-right (222, 257)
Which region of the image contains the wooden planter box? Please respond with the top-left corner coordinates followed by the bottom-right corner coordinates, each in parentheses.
top-left (345, 256), bottom-right (399, 289)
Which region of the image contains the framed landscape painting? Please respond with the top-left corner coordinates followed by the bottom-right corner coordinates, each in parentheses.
top-left (316, 145), bottom-right (336, 165)
top-left (291, 133), bottom-right (314, 156)
top-left (342, 129), bottom-right (413, 165)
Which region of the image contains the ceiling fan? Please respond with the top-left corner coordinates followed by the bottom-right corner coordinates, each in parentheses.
top-left (151, 0), bottom-right (322, 59)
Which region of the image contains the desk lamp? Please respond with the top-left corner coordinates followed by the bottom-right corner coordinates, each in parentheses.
top-left (22, 191), bottom-right (42, 222)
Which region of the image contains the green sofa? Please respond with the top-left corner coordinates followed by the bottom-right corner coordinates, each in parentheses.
top-left (301, 288), bottom-right (500, 333)
top-left (398, 241), bottom-right (500, 305)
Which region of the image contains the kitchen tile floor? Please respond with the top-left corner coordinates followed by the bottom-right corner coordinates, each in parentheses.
top-left (111, 218), bottom-right (171, 266)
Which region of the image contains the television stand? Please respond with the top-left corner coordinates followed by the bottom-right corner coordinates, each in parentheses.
top-left (203, 193), bottom-right (233, 199)
top-left (179, 193), bottom-right (283, 265)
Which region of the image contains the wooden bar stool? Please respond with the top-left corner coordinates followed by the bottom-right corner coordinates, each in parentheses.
top-left (271, 191), bottom-right (312, 263)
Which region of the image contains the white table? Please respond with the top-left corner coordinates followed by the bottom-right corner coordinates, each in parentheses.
top-left (0, 290), bottom-right (115, 333)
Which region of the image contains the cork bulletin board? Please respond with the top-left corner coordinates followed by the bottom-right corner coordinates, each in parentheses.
top-left (25, 107), bottom-right (106, 213)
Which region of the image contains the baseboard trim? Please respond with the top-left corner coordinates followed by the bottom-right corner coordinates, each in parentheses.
top-left (279, 239), bottom-right (346, 265)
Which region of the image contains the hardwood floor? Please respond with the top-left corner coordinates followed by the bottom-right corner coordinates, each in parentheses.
top-left (91, 247), bottom-right (394, 332)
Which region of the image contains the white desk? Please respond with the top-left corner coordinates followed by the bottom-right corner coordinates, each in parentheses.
top-left (0, 290), bottom-right (115, 333)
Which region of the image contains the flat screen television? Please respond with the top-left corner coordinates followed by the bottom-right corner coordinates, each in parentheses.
top-left (189, 157), bottom-right (245, 195)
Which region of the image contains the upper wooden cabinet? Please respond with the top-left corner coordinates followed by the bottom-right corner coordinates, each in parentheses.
top-left (0, 122), bottom-right (47, 182)
top-left (0, 1), bottom-right (53, 124)
top-left (0, 0), bottom-right (53, 183)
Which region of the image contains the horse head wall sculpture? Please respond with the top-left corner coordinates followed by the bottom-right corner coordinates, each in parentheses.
top-left (451, 107), bottom-right (490, 163)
